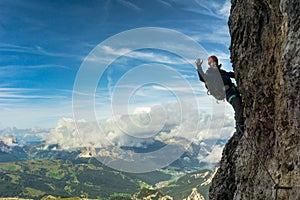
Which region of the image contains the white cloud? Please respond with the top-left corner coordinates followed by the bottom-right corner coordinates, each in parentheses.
top-left (97, 45), bottom-right (189, 65)
top-left (47, 101), bottom-right (235, 151)
top-left (0, 64), bottom-right (70, 72)
top-left (101, 45), bottom-right (131, 56)
top-left (133, 107), bottom-right (151, 114)
top-left (218, 0), bottom-right (231, 18)
top-left (191, 25), bottom-right (230, 47)
top-left (151, 85), bottom-right (197, 93)
top-left (179, 0), bottom-right (229, 20)
top-left (0, 127), bottom-right (50, 144)
top-left (0, 91), bottom-right (63, 100)
top-left (0, 88), bottom-right (68, 105)
top-left (198, 144), bottom-right (224, 163)
top-left (0, 43), bottom-right (76, 58)
top-left (45, 118), bottom-right (83, 150)
top-left (0, 136), bottom-right (18, 146)
top-left (178, 1), bottom-right (231, 48)
top-left (117, 0), bottom-right (143, 12)
top-left (159, 0), bottom-right (174, 9)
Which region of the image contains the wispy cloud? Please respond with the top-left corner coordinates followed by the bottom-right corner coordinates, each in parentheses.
top-left (195, 1), bottom-right (222, 18)
top-left (188, 0), bottom-right (231, 19)
top-left (0, 88), bottom-right (68, 101)
top-left (1, 64), bottom-right (70, 70)
top-left (117, 0), bottom-right (143, 12)
top-left (176, 0), bottom-right (225, 20)
top-left (189, 24), bottom-right (230, 47)
top-left (0, 43), bottom-right (77, 58)
top-left (152, 85), bottom-right (197, 93)
top-left (101, 45), bottom-right (131, 56)
top-left (218, 0), bottom-right (231, 18)
top-left (99, 45), bottom-right (189, 65)
top-left (159, 0), bottom-right (174, 9)
top-left (0, 87), bottom-right (35, 92)
top-left (0, 92), bottom-right (64, 100)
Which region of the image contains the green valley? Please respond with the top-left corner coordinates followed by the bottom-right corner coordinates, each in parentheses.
top-left (0, 157), bottom-right (212, 199)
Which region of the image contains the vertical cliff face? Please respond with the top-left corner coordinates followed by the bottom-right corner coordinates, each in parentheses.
top-left (209, 0), bottom-right (300, 199)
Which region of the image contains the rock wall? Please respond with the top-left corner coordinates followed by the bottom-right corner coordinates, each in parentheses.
top-left (209, 0), bottom-right (300, 199)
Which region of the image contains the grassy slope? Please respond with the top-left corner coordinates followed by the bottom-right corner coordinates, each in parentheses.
top-left (0, 158), bottom-right (170, 199)
top-left (0, 156), bottom-right (211, 199)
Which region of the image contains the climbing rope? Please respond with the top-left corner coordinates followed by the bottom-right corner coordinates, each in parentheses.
top-left (237, 125), bottom-right (293, 200)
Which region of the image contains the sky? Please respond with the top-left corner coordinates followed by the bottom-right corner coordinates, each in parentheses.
top-left (0, 0), bottom-right (233, 129)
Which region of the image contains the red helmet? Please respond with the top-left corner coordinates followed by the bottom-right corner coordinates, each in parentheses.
top-left (208, 55), bottom-right (218, 64)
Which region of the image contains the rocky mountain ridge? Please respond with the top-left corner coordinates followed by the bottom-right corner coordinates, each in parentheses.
top-left (209, 0), bottom-right (300, 199)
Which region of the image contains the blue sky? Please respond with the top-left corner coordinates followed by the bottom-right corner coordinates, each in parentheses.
top-left (0, 0), bottom-right (233, 128)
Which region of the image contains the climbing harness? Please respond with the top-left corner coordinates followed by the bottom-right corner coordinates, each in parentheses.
top-left (237, 125), bottom-right (293, 200)
top-left (227, 94), bottom-right (237, 104)
top-left (226, 86), bottom-right (238, 104)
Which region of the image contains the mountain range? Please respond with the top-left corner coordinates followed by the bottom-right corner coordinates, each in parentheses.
top-left (0, 137), bottom-right (220, 199)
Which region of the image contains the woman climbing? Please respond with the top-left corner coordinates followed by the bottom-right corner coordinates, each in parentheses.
top-left (196, 55), bottom-right (245, 133)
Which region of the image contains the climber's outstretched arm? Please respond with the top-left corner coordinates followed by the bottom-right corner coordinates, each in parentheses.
top-left (195, 59), bottom-right (205, 82)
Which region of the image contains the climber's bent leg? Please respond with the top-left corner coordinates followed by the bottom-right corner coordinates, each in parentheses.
top-left (230, 95), bottom-right (245, 133)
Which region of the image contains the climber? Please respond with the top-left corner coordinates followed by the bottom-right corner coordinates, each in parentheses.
top-left (195, 55), bottom-right (245, 133)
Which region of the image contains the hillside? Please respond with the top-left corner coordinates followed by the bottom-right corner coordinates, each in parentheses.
top-left (0, 146), bottom-right (213, 199)
top-left (0, 157), bottom-right (213, 199)
top-left (0, 158), bottom-right (140, 199)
